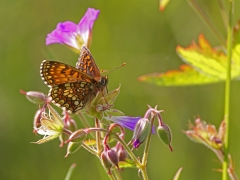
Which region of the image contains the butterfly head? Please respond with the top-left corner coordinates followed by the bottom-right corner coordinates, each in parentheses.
top-left (100, 76), bottom-right (108, 87)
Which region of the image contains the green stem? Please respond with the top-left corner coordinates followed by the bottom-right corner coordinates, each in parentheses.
top-left (95, 118), bottom-right (102, 155)
top-left (140, 117), bottom-right (155, 180)
top-left (187, 0), bottom-right (226, 46)
top-left (223, 0), bottom-right (234, 180)
top-left (106, 173), bottom-right (116, 180)
top-left (112, 169), bottom-right (122, 180)
top-left (114, 136), bottom-right (148, 179)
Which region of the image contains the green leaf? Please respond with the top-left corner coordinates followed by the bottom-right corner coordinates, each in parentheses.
top-left (83, 139), bottom-right (96, 146)
top-left (139, 34), bottom-right (240, 86)
top-left (139, 64), bottom-right (221, 86)
top-left (118, 158), bottom-right (137, 169)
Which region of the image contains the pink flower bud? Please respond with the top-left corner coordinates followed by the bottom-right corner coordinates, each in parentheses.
top-left (101, 151), bottom-right (113, 175)
top-left (20, 90), bottom-right (48, 104)
top-left (106, 148), bottom-right (119, 169)
top-left (67, 129), bottom-right (87, 143)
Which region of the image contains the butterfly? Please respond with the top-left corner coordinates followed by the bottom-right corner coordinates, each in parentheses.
top-left (40, 46), bottom-right (108, 113)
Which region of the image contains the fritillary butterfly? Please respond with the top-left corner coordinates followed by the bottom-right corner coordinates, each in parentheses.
top-left (40, 46), bottom-right (108, 113)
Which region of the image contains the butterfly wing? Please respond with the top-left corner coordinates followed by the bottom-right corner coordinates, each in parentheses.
top-left (76, 46), bottom-right (101, 79)
top-left (40, 60), bottom-right (93, 87)
top-left (50, 82), bottom-right (96, 113)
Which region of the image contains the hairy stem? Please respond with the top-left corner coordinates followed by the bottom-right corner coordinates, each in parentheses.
top-left (95, 118), bottom-right (102, 155)
top-left (223, 0), bottom-right (234, 180)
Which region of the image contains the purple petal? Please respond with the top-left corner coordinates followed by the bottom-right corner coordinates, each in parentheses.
top-left (133, 139), bottom-right (141, 148)
top-left (46, 21), bottom-right (79, 49)
top-left (105, 116), bottom-right (141, 131)
top-left (78, 8), bottom-right (100, 44)
top-left (46, 8), bottom-right (100, 50)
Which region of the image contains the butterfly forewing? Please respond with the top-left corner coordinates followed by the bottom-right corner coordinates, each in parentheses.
top-left (41, 60), bottom-right (93, 87)
top-left (76, 46), bottom-right (101, 79)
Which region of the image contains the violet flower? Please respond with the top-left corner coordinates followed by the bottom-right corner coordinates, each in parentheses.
top-left (105, 116), bottom-right (141, 131)
top-left (46, 8), bottom-right (100, 50)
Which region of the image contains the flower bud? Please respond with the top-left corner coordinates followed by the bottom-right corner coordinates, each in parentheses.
top-left (33, 109), bottom-right (43, 134)
top-left (132, 118), bottom-right (151, 148)
top-left (67, 129), bottom-right (87, 143)
top-left (115, 142), bottom-right (127, 161)
top-left (62, 111), bottom-right (78, 132)
top-left (157, 124), bottom-right (173, 151)
top-left (101, 151), bottom-right (113, 174)
top-left (210, 137), bottom-right (222, 149)
top-left (20, 90), bottom-right (48, 104)
top-left (106, 148), bottom-right (119, 169)
top-left (65, 142), bottom-right (82, 157)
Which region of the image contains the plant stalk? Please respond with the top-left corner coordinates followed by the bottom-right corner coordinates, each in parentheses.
top-left (222, 0), bottom-right (234, 180)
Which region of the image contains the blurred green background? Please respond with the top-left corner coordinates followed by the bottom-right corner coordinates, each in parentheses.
top-left (1, 0), bottom-right (240, 179)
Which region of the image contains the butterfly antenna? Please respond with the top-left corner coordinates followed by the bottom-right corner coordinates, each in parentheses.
top-left (105, 63), bottom-right (126, 75)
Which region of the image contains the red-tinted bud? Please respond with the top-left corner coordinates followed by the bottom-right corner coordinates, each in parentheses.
top-left (101, 151), bottom-right (113, 175)
top-left (132, 118), bottom-right (151, 148)
top-left (106, 148), bottom-right (119, 169)
top-left (67, 129), bottom-right (87, 143)
top-left (33, 109), bottom-right (43, 134)
top-left (62, 111), bottom-right (78, 132)
top-left (157, 124), bottom-right (173, 151)
top-left (65, 142), bottom-right (82, 157)
top-left (20, 90), bottom-right (49, 104)
top-left (115, 142), bottom-right (127, 161)
top-left (65, 118), bottom-right (78, 132)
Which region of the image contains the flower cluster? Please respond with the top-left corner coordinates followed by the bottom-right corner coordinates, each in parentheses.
top-left (21, 7), bottom-right (172, 179)
top-left (184, 118), bottom-right (225, 150)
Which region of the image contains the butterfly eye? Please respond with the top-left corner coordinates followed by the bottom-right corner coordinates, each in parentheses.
top-left (100, 76), bottom-right (108, 86)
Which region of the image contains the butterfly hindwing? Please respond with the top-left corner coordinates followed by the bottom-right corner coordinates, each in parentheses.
top-left (49, 82), bottom-right (96, 113)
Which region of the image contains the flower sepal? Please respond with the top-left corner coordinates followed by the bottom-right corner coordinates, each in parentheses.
top-left (33, 105), bottom-right (64, 144)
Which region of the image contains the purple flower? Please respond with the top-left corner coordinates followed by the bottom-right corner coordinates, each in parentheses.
top-left (105, 116), bottom-right (142, 131)
top-left (46, 8), bottom-right (100, 50)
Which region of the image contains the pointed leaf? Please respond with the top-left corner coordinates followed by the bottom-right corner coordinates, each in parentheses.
top-left (177, 34), bottom-right (229, 79)
top-left (138, 64), bottom-right (220, 86)
top-left (139, 34), bottom-right (240, 86)
top-left (33, 134), bottom-right (60, 144)
top-left (83, 139), bottom-right (96, 146)
top-left (118, 158), bottom-right (137, 169)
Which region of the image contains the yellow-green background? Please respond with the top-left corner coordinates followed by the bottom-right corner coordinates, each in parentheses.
top-left (1, 0), bottom-right (240, 179)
